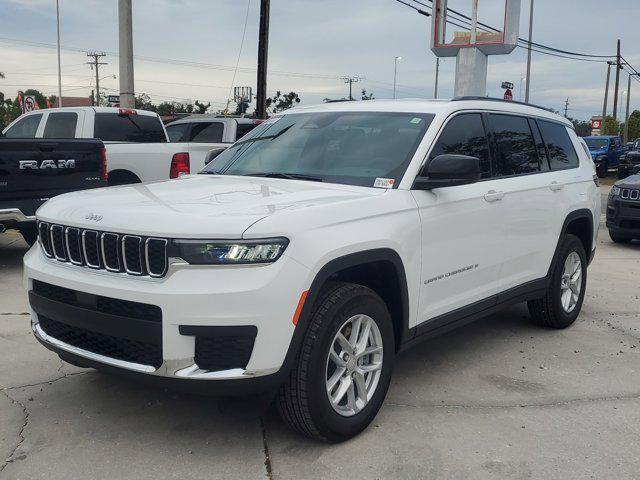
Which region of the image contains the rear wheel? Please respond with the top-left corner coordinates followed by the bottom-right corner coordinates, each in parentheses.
top-left (528, 234), bottom-right (587, 329)
top-left (107, 170), bottom-right (141, 186)
top-left (609, 231), bottom-right (632, 243)
top-left (277, 282), bottom-right (394, 442)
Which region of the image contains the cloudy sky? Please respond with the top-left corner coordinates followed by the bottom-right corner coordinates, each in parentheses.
top-left (1, 0), bottom-right (639, 120)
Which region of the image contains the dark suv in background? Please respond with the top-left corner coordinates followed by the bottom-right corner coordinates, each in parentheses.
top-left (617, 139), bottom-right (640, 179)
top-left (607, 173), bottom-right (640, 243)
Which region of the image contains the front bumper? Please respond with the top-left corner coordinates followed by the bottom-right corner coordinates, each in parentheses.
top-left (24, 245), bottom-right (311, 391)
top-left (606, 196), bottom-right (640, 237)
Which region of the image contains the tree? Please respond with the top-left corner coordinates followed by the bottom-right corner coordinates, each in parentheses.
top-left (569, 117), bottom-right (591, 137)
top-left (266, 91), bottom-right (300, 114)
top-left (134, 93), bottom-right (157, 112)
top-left (626, 110), bottom-right (640, 141)
top-left (194, 100), bottom-right (210, 114)
top-left (361, 89), bottom-right (375, 100)
top-left (602, 115), bottom-right (620, 136)
top-left (156, 101), bottom-right (194, 117)
top-left (234, 100), bottom-right (250, 116)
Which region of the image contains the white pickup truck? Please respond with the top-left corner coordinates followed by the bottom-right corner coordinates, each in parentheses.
top-left (1, 107), bottom-right (239, 185)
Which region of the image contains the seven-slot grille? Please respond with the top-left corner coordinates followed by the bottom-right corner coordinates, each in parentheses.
top-left (37, 221), bottom-right (168, 277)
top-left (620, 188), bottom-right (640, 201)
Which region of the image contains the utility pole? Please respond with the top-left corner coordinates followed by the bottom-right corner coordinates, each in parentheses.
top-left (602, 61), bottom-right (614, 135)
top-left (613, 39), bottom-right (621, 120)
top-left (563, 98), bottom-right (569, 118)
top-left (55, 0), bottom-right (62, 107)
top-left (393, 56), bottom-right (402, 99)
top-left (118, 0), bottom-right (135, 108)
top-left (255, 0), bottom-right (270, 119)
top-left (624, 73), bottom-right (637, 143)
top-left (86, 52), bottom-right (107, 106)
top-left (342, 76), bottom-right (360, 101)
top-left (524, 0), bottom-right (534, 103)
top-left (434, 58), bottom-right (440, 99)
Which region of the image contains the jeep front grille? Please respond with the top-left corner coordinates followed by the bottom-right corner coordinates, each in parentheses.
top-left (37, 221), bottom-right (168, 278)
top-left (620, 188), bottom-right (640, 201)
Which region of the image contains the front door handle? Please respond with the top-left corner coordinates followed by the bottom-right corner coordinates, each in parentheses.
top-left (549, 181), bottom-right (564, 192)
top-left (484, 190), bottom-right (505, 202)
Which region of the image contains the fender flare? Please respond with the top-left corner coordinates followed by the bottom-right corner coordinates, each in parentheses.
top-left (278, 248), bottom-right (411, 376)
top-left (547, 208), bottom-right (595, 276)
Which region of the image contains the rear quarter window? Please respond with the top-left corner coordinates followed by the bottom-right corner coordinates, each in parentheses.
top-left (536, 120), bottom-right (579, 170)
top-left (94, 113), bottom-right (167, 143)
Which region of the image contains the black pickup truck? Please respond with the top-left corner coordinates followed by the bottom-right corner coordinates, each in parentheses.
top-left (0, 139), bottom-right (107, 245)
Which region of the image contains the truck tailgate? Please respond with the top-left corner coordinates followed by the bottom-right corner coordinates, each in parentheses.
top-left (0, 139), bottom-right (105, 201)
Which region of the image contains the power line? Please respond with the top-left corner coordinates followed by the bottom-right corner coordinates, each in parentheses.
top-left (226, 0), bottom-right (252, 112)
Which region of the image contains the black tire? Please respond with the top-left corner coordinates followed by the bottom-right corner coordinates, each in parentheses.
top-left (609, 231), bottom-right (632, 243)
top-left (596, 162), bottom-right (608, 178)
top-left (19, 224), bottom-right (38, 246)
top-left (108, 170), bottom-right (141, 186)
top-left (528, 234), bottom-right (587, 329)
top-left (276, 282), bottom-right (395, 442)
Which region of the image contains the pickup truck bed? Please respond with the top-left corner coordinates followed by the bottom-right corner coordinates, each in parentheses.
top-left (0, 138), bottom-right (107, 244)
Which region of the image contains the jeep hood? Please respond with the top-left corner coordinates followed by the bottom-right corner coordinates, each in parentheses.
top-left (616, 174), bottom-right (640, 188)
top-left (35, 175), bottom-right (384, 238)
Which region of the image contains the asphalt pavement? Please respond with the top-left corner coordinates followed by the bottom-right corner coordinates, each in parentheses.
top-left (1, 216), bottom-right (639, 480)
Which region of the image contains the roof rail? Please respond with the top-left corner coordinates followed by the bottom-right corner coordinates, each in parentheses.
top-left (452, 96), bottom-right (554, 113)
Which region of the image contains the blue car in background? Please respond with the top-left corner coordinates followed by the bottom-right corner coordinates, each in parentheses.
top-left (583, 135), bottom-right (626, 178)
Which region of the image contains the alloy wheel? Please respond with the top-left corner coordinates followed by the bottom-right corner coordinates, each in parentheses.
top-left (325, 314), bottom-right (384, 417)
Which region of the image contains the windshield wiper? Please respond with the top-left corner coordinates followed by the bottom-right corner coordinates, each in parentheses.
top-left (233, 124), bottom-right (294, 147)
top-left (242, 172), bottom-right (323, 182)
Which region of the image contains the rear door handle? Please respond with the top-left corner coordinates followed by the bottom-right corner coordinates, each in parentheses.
top-left (549, 181), bottom-right (564, 192)
top-left (484, 190), bottom-right (505, 202)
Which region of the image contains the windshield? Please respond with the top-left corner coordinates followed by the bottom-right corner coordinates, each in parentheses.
top-left (634, 140), bottom-right (640, 150)
top-left (200, 111), bottom-right (434, 188)
top-left (584, 137), bottom-right (609, 149)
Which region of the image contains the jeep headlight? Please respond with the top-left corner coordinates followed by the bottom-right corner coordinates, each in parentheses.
top-left (173, 238), bottom-right (289, 265)
top-left (611, 185), bottom-right (621, 196)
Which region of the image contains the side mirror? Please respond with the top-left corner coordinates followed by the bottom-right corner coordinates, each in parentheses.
top-left (413, 154), bottom-right (481, 190)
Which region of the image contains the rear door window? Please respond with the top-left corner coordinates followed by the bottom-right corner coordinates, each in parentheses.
top-left (4, 114), bottom-right (43, 138)
top-left (166, 123), bottom-right (189, 142)
top-left (428, 113), bottom-right (491, 178)
top-left (489, 114), bottom-right (540, 176)
top-left (189, 122), bottom-right (224, 143)
top-left (536, 120), bottom-right (579, 170)
top-left (94, 113), bottom-right (167, 143)
top-left (43, 112), bottom-right (78, 138)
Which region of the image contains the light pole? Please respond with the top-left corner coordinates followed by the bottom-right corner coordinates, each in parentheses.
top-left (393, 56), bottom-right (402, 99)
top-left (56, 0), bottom-right (62, 107)
top-left (524, 0), bottom-right (534, 103)
top-left (519, 76), bottom-right (526, 102)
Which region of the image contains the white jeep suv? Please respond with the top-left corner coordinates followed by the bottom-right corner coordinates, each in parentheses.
top-left (24, 98), bottom-right (600, 441)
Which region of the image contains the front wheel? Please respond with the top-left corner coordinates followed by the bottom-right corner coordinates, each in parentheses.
top-left (609, 231), bottom-right (632, 243)
top-left (528, 234), bottom-right (587, 329)
top-left (276, 282), bottom-right (395, 442)
top-left (596, 162), bottom-right (608, 178)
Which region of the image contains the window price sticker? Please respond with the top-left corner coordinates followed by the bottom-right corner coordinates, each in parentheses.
top-left (374, 178), bottom-right (395, 189)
